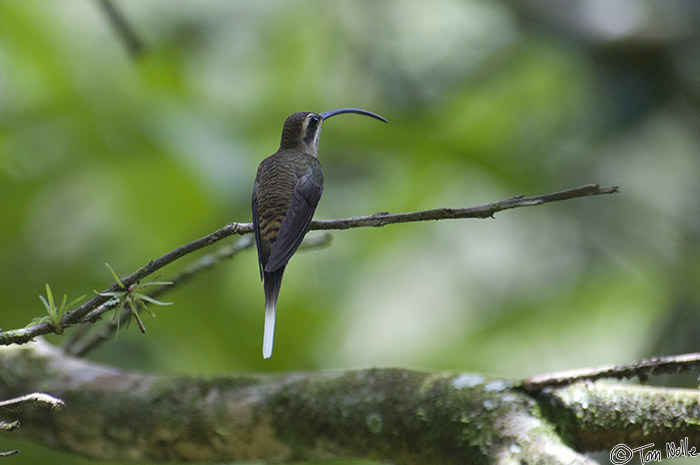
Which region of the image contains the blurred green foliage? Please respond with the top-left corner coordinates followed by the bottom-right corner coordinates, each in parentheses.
top-left (2, 0), bottom-right (700, 463)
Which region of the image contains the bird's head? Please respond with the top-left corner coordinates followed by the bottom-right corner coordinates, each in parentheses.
top-left (279, 108), bottom-right (387, 157)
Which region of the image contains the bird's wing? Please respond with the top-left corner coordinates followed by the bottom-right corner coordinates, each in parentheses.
top-left (251, 179), bottom-right (265, 280)
top-left (265, 168), bottom-right (323, 273)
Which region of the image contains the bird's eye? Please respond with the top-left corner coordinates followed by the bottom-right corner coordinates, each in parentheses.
top-left (307, 114), bottom-right (320, 127)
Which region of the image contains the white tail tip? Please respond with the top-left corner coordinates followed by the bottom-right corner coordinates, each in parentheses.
top-left (262, 301), bottom-right (276, 359)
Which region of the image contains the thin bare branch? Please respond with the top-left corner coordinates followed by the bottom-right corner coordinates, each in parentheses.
top-left (0, 393), bottom-right (65, 411)
top-left (1, 392), bottom-right (65, 457)
top-left (311, 183), bottom-right (618, 230)
top-left (520, 352), bottom-right (700, 393)
top-left (96, 0), bottom-right (144, 57)
top-left (0, 184), bottom-right (618, 347)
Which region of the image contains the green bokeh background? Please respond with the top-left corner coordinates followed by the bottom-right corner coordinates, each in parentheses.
top-left (2, 1), bottom-right (700, 463)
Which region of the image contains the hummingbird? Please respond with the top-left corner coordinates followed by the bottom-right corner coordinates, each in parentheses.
top-left (252, 108), bottom-right (387, 359)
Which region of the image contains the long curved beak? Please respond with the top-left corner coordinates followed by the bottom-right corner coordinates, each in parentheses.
top-left (320, 108), bottom-right (387, 123)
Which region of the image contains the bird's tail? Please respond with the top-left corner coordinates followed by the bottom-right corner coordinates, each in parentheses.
top-left (262, 268), bottom-right (285, 359)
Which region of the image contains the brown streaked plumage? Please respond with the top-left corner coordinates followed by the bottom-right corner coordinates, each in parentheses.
top-left (252, 108), bottom-right (387, 359)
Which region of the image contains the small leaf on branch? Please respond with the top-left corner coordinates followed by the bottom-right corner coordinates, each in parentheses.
top-left (28, 284), bottom-right (85, 333)
top-left (97, 264), bottom-right (173, 335)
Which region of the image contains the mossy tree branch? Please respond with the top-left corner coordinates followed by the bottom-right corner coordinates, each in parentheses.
top-left (3, 342), bottom-right (700, 464)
